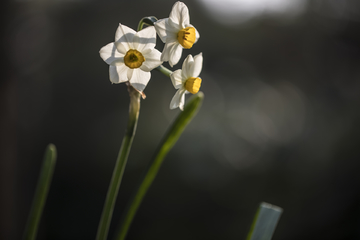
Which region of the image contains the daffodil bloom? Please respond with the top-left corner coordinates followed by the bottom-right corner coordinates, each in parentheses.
top-left (170, 53), bottom-right (203, 110)
top-left (99, 24), bottom-right (163, 92)
top-left (154, 1), bottom-right (200, 67)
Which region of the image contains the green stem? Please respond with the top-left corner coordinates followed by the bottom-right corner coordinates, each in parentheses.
top-left (115, 92), bottom-right (204, 240)
top-left (156, 65), bottom-right (173, 77)
top-left (96, 84), bottom-right (141, 240)
top-left (137, 16), bottom-right (158, 31)
top-left (23, 144), bottom-right (57, 240)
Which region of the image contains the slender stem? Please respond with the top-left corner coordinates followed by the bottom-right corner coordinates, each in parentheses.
top-left (115, 92), bottom-right (204, 240)
top-left (156, 65), bottom-right (173, 77)
top-left (96, 84), bottom-right (141, 240)
top-left (137, 21), bottom-right (146, 32)
top-left (23, 144), bottom-right (57, 240)
top-left (137, 16), bottom-right (158, 31)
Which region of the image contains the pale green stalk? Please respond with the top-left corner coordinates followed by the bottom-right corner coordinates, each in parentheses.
top-left (23, 144), bottom-right (57, 240)
top-left (156, 65), bottom-right (172, 77)
top-left (96, 84), bottom-right (141, 240)
top-left (115, 92), bottom-right (204, 240)
top-left (137, 16), bottom-right (158, 31)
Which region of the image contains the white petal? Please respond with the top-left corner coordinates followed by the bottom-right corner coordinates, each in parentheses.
top-left (160, 41), bottom-right (175, 62)
top-left (168, 43), bottom-right (183, 67)
top-left (140, 49), bottom-right (163, 72)
top-left (155, 18), bottom-right (179, 44)
top-left (154, 18), bottom-right (168, 43)
top-left (168, 17), bottom-right (181, 32)
top-left (110, 58), bottom-right (125, 66)
top-left (169, 2), bottom-right (190, 29)
top-left (166, 31), bottom-right (178, 43)
top-left (170, 88), bottom-right (186, 110)
top-left (186, 24), bottom-right (200, 44)
top-left (182, 54), bottom-right (194, 79)
top-left (129, 69), bottom-right (151, 92)
top-left (109, 65), bottom-right (129, 84)
top-left (115, 42), bottom-right (128, 55)
top-left (195, 27), bottom-right (200, 43)
top-left (170, 69), bottom-right (184, 89)
top-left (115, 24), bottom-right (136, 54)
top-left (133, 26), bottom-right (156, 52)
top-left (115, 24), bottom-right (136, 42)
top-left (127, 68), bottom-right (133, 80)
top-left (99, 43), bottom-right (125, 65)
top-left (189, 52), bottom-right (203, 77)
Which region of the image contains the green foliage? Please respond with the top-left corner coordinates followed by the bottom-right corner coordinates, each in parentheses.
top-left (247, 202), bottom-right (283, 240)
top-left (23, 144), bottom-right (57, 240)
top-left (116, 92), bottom-right (204, 240)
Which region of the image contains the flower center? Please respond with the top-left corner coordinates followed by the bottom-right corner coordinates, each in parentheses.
top-left (185, 77), bottom-right (202, 94)
top-left (124, 49), bottom-right (145, 69)
top-left (177, 27), bottom-right (196, 49)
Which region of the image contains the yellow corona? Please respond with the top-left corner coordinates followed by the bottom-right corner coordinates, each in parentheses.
top-left (185, 77), bottom-right (202, 94)
top-left (124, 49), bottom-right (145, 69)
top-left (177, 27), bottom-right (196, 49)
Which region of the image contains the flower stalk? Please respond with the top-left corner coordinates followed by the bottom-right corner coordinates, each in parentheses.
top-left (96, 84), bottom-right (141, 240)
top-left (156, 65), bottom-right (173, 77)
top-left (137, 16), bottom-right (158, 31)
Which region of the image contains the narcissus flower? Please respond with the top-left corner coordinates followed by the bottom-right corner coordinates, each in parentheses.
top-left (170, 53), bottom-right (203, 110)
top-left (99, 24), bottom-right (162, 92)
top-left (154, 1), bottom-right (200, 67)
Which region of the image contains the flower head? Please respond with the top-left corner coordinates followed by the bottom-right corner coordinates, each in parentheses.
top-left (170, 53), bottom-right (203, 110)
top-left (154, 2), bottom-right (200, 67)
top-left (99, 24), bottom-right (163, 92)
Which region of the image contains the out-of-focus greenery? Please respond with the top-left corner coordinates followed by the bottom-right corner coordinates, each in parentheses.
top-left (23, 144), bottom-right (56, 240)
top-left (246, 202), bottom-right (283, 240)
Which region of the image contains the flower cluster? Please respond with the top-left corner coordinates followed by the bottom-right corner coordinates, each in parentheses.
top-left (99, 1), bottom-right (203, 110)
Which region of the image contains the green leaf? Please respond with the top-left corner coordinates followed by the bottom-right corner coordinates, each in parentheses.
top-left (115, 92), bottom-right (204, 240)
top-left (246, 202), bottom-right (283, 240)
top-left (23, 144), bottom-right (57, 240)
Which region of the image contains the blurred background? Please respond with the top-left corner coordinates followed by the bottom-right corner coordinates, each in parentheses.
top-left (1, 0), bottom-right (360, 239)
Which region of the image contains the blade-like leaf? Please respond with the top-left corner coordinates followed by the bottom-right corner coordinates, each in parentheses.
top-left (246, 202), bottom-right (283, 240)
top-left (115, 92), bottom-right (204, 240)
top-left (23, 144), bottom-right (57, 240)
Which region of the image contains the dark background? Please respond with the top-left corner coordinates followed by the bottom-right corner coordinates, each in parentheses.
top-left (1, 0), bottom-right (360, 239)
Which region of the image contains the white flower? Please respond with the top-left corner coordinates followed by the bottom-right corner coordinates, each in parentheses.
top-left (170, 53), bottom-right (203, 110)
top-left (154, 1), bottom-right (200, 67)
top-left (99, 24), bottom-right (163, 92)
